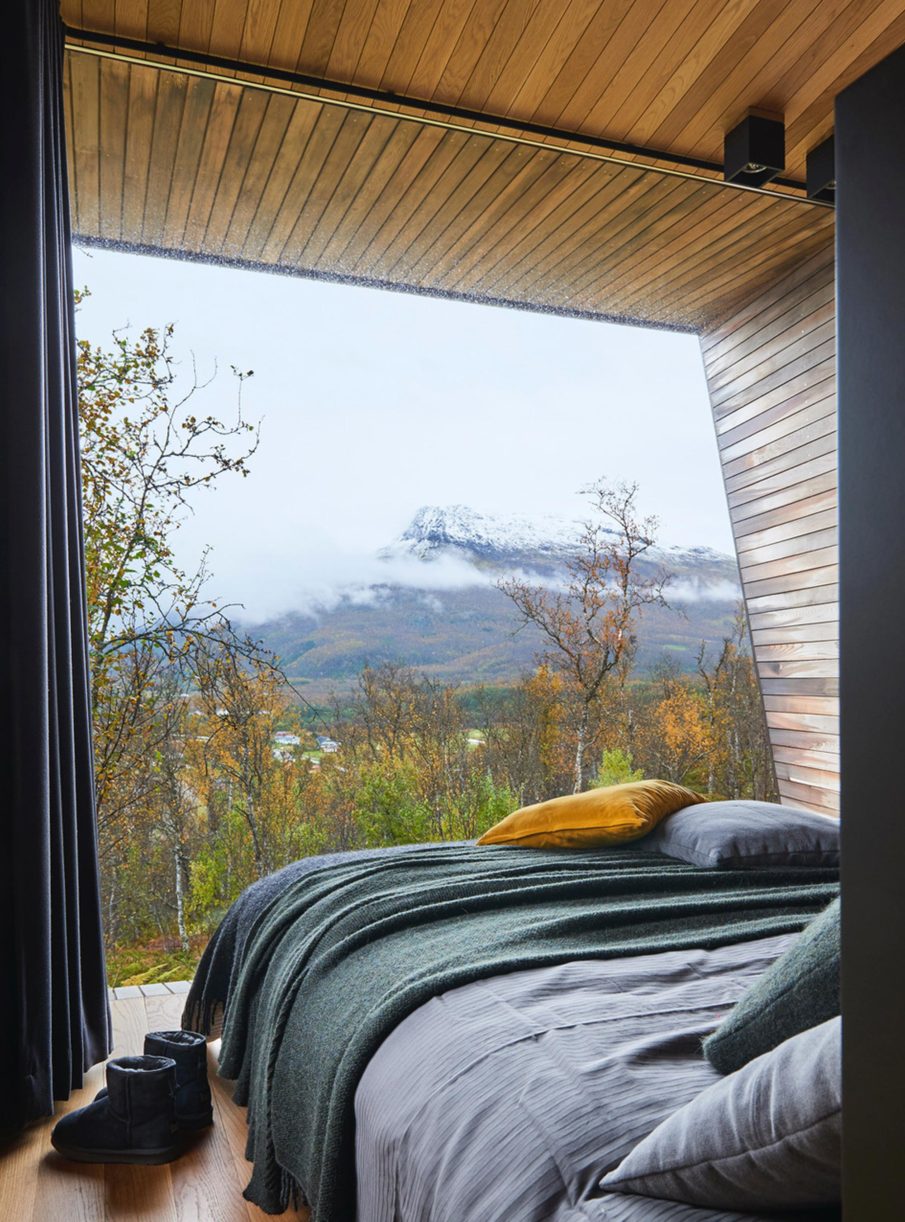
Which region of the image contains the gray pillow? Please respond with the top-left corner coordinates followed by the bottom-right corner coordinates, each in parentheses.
top-left (600, 1016), bottom-right (840, 1212)
top-left (644, 799), bottom-right (839, 869)
top-left (704, 896), bottom-right (839, 1074)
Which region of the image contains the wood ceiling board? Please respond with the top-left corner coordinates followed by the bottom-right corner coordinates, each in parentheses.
top-left (312, 124), bottom-right (445, 271)
top-left (587, 197), bottom-right (804, 318)
top-left (533, 175), bottom-right (735, 304)
top-left (145, 0), bottom-right (183, 47)
top-left (390, 142), bottom-right (532, 281)
top-left (297, 114), bottom-right (405, 267)
top-left (219, 92), bottom-right (297, 254)
top-left (656, 214), bottom-right (831, 320)
top-left (563, 180), bottom-right (773, 303)
top-left (236, 100), bottom-right (328, 262)
top-left (279, 109), bottom-right (380, 267)
top-left (159, 74), bottom-right (219, 251)
top-left (121, 64), bottom-right (160, 242)
top-left (405, 146), bottom-right (580, 286)
top-left (258, 103), bottom-right (349, 264)
top-left (435, 152), bottom-right (603, 294)
top-left (68, 46), bottom-right (102, 237)
top-left (180, 81), bottom-right (244, 251)
top-left (460, 161), bottom-right (667, 298)
top-left (646, 0), bottom-right (827, 161)
top-left (97, 54), bottom-right (129, 241)
top-left (61, 1), bottom-right (905, 181)
top-left (482, 0), bottom-right (605, 119)
top-left (64, 31), bottom-right (839, 332)
top-left (341, 127), bottom-right (489, 272)
top-left (198, 86), bottom-right (272, 254)
top-left (369, 135), bottom-right (515, 278)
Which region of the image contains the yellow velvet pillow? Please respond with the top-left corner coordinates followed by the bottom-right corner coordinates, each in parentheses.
top-left (476, 780), bottom-right (707, 849)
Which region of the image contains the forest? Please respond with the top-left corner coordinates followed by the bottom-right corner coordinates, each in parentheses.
top-left (76, 305), bottom-right (776, 986)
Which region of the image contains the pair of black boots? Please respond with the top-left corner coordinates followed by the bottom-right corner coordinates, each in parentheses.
top-left (51, 1030), bottom-right (212, 1165)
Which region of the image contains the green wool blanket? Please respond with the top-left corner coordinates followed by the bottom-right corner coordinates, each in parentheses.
top-left (214, 842), bottom-right (839, 1220)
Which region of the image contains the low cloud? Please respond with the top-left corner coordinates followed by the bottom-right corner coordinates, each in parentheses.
top-left (232, 549), bottom-right (501, 623)
top-left (228, 546), bottom-right (739, 626)
top-left (668, 578), bottom-right (740, 603)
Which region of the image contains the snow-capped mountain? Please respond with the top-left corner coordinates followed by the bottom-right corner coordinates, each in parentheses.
top-left (250, 505), bottom-right (742, 696)
top-left (385, 504), bottom-right (584, 561)
top-left (383, 504), bottom-right (736, 589)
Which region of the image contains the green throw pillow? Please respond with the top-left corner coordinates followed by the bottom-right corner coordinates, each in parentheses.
top-left (703, 897), bottom-right (840, 1075)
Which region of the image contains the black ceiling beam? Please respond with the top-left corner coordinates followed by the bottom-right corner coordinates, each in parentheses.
top-left (63, 24), bottom-right (813, 198)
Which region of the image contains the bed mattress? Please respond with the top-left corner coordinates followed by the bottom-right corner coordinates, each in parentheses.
top-left (354, 932), bottom-right (832, 1222)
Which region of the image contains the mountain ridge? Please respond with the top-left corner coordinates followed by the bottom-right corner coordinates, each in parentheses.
top-left (242, 505), bottom-right (742, 697)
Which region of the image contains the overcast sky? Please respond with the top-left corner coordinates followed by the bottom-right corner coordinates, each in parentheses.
top-left (72, 245), bottom-right (734, 622)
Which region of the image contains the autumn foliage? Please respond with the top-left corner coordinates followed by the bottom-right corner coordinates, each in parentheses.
top-left (78, 308), bottom-right (776, 985)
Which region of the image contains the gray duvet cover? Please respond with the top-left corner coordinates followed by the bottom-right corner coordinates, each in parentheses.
top-left (354, 933), bottom-right (836, 1222)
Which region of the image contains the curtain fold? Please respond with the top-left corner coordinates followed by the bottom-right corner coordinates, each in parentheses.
top-left (0, 0), bottom-right (111, 1130)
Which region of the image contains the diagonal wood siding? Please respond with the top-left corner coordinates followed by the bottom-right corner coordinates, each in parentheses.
top-left (700, 248), bottom-right (838, 817)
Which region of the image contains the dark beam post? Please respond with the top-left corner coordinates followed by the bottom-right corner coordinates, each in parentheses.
top-left (836, 45), bottom-right (905, 1221)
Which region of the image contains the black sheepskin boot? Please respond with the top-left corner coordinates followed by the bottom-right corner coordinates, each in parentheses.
top-left (144, 1030), bottom-right (213, 1130)
top-left (93, 1029), bottom-right (213, 1130)
top-left (51, 1055), bottom-right (180, 1165)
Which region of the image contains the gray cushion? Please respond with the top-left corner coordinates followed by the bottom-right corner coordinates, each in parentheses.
top-left (600, 1016), bottom-right (840, 1212)
top-left (644, 799), bottom-right (839, 869)
top-left (703, 896), bottom-right (839, 1075)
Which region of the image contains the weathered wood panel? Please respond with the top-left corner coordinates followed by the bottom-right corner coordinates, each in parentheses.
top-left (701, 249), bottom-right (838, 817)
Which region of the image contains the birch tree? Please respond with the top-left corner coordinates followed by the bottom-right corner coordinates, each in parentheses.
top-left (499, 479), bottom-right (669, 792)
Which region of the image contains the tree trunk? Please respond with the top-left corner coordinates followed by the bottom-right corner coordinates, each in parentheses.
top-left (244, 788), bottom-right (265, 877)
top-left (574, 706), bottom-right (590, 793)
top-left (174, 844), bottom-right (189, 953)
top-left (106, 873), bottom-right (117, 952)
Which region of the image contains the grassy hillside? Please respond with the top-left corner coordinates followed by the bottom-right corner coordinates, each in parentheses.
top-left (251, 581), bottom-right (740, 700)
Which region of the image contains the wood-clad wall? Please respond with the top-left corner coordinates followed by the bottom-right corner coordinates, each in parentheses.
top-left (700, 246), bottom-right (838, 817)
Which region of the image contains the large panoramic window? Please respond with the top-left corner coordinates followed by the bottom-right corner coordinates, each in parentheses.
top-left (73, 246), bottom-right (773, 984)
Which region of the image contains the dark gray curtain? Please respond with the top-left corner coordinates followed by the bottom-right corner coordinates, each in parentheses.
top-left (0, 1), bottom-right (111, 1130)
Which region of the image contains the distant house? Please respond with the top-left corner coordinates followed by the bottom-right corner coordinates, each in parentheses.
top-left (316, 734), bottom-right (340, 753)
top-left (272, 730), bottom-right (302, 761)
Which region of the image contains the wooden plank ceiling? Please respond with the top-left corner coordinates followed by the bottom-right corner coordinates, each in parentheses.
top-left (56, 0), bottom-right (905, 329)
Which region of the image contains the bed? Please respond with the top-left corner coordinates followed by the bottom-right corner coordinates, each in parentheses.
top-left (183, 839), bottom-right (839, 1222)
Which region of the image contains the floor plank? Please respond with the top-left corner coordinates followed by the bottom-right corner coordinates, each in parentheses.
top-left (0, 994), bottom-right (310, 1220)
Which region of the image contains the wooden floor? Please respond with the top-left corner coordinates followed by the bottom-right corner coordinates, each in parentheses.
top-left (0, 987), bottom-right (310, 1221)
